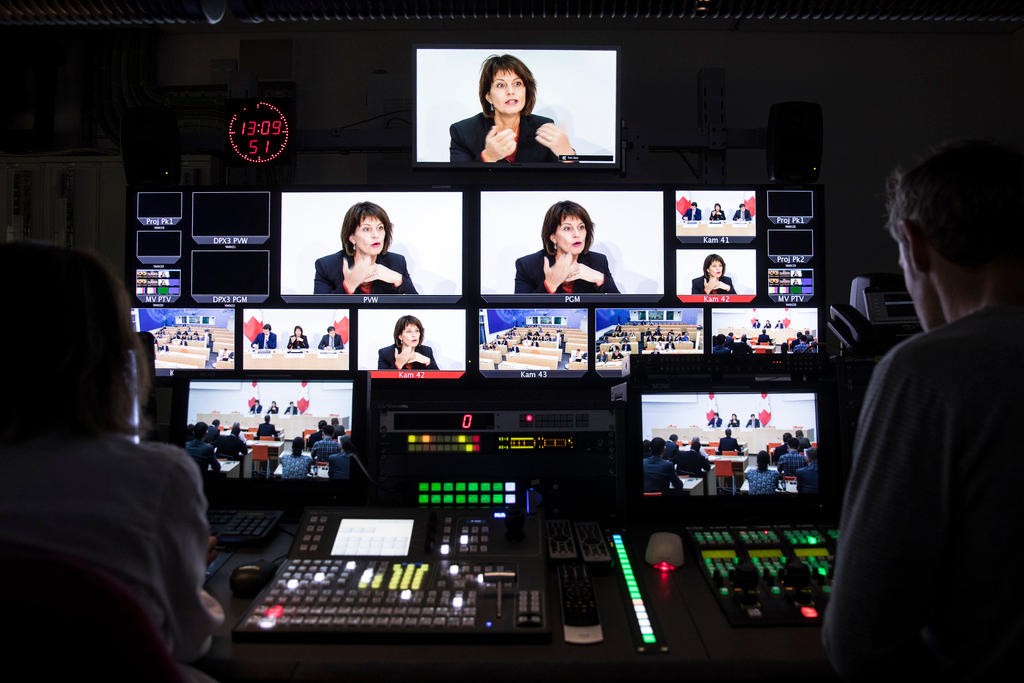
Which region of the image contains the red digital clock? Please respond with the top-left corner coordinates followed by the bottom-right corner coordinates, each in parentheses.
top-left (227, 101), bottom-right (290, 164)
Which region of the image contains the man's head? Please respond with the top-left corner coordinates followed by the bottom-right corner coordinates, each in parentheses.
top-left (650, 437), bottom-right (666, 458)
top-left (885, 140), bottom-right (1024, 329)
top-left (795, 429), bottom-right (804, 438)
top-left (724, 428), bottom-right (732, 437)
top-left (264, 415), bottom-right (271, 423)
top-left (690, 438), bottom-right (701, 452)
top-left (193, 422), bottom-right (208, 440)
top-left (787, 437), bottom-right (800, 451)
top-left (805, 447), bottom-right (818, 464)
top-left (231, 422), bottom-right (241, 436)
top-left (668, 433), bottom-right (678, 443)
top-left (263, 324), bottom-right (271, 333)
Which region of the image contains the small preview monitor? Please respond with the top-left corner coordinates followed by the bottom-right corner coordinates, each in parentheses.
top-left (677, 249), bottom-right (757, 304)
top-left (279, 191), bottom-right (464, 303)
top-left (191, 250), bottom-right (270, 304)
top-left (675, 189), bottom-right (757, 245)
top-left (135, 308), bottom-right (236, 375)
top-left (358, 308), bottom-right (467, 379)
top-left (479, 189), bottom-right (663, 303)
top-left (136, 230), bottom-right (182, 265)
top-left (766, 190), bottom-right (814, 223)
top-left (136, 268), bottom-right (181, 304)
top-left (137, 191), bottom-right (183, 226)
top-left (595, 308), bottom-right (704, 376)
top-left (415, 46), bottom-right (619, 167)
top-left (479, 308), bottom-right (589, 377)
top-left (242, 308), bottom-right (351, 372)
top-left (767, 229), bottom-right (814, 262)
top-left (709, 307), bottom-right (820, 355)
top-left (191, 192), bottom-right (271, 245)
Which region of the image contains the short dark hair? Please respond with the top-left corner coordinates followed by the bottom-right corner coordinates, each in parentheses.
top-left (805, 446), bottom-right (818, 463)
top-left (702, 253), bottom-right (725, 279)
top-left (327, 326), bottom-right (335, 333)
top-left (782, 432), bottom-right (792, 442)
top-left (318, 420), bottom-right (327, 430)
top-left (211, 419), bottom-right (220, 427)
top-left (340, 201), bottom-right (393, 257)
top-left (650, 437), bottom-right (666, 457)
top-left (292, 436), bottom-right (305, 455)
top-left (724, 428), bottom-right (732, 437)
top-left (886, 140), bottom-right (1024, 265)
top-left (756, 450), bottom-right (770, 471)
top-left (541, 201), bottom-right (595, 256)
top-left (231, 422), bottom-right (241, 435)
top-left (193, 422), bottom-right (208, 440)
top-left (264, 415), bottom-right (271, 423)
top-left (795, 429), bottom-right (804, 438)
top-left (0, 242), bottom-right (148, 441)
top-left (323, 424), bottom-right (335, 438)
top-left (668, 433), bottom-right (678, 442)
top-left (690, 438), bottom-right (701, 451)
top-left (478, 54), bottom-right (537, 117)
top-left (263, 324), bottom-right (271, 331)
top-left (787, 437), bottom-right (800, 450)
top-left (393, 315), bottom-right (425, 348)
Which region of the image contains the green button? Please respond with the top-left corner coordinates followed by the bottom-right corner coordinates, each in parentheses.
top-left (468, 495), bottom-right (479, 504)
top-left (480, 494), bottom-right (490, 504)
top-left (418, 482), bottom-right (429, 491)
top-left (493, 482), bottom-right (503, 491)
top-left (443, 494), bottom-right (453, 504)
top-left (642, 635), bottom-right (657, 644)
top-left (443, 483), bottom-right (454, 492)
top-left (481, 483), bottom-right (491, 492)
top-left (418, 494), bottom-right (429, 504)
top-left (468, 482), bottom-right (479, 492)
top-left (455, 482), bottom-right (466, 492)
top-left (430, 494), bottom-right (441, 504)
top-left (430, 483), bottom-right (441, 492)
top-left (771, 586), bottom-right (781, 594)
top-left (455, 495), bottom-right (466, 504)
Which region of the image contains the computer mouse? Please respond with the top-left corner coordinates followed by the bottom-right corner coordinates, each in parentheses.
top-left (229, 560), bottom-right (279, 598)
top-left (645, 532), bottom-right (685, 570)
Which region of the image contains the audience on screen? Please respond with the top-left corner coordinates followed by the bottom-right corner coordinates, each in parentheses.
top-left (796, 447), bottom-right (818, 494)
top-left (311, 425), bottom-right (341, 462)
top-left (746, 451), bottom-right (781, 495)
top-left (280, 437), bottom-right (313, 479)
top-left (672, 438), bottom-right (711, 478)
top-left (214, 423), bottom-right (248, 461)
top-left (186, 422), bottom-right (221, 474)
top-left (643, 437), bottom-right (685, 495)
top-left (776, 438), bottom-right (806, 477)
top-left (329, 436), bottom-right (356, 480)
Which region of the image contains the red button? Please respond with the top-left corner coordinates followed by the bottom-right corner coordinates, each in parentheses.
top-left (265, 605), bottom-right (284, 618)
top-left (800, 606), bottom-right (818, 619)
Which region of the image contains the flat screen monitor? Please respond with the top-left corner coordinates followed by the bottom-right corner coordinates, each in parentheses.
top-left (357, 308), bottom-right (467, 379)
top-left (133, 308), bottom-right (236, 375)
top-left (595, 308), bottom-right (704, 376)
top-left (479, 308), bottom-right (589, 377)
top-left (415, 46), bottom-right (619, 168)
top-left (241, 308), bottom-right (350, 372)
top-left (709, 308), bottom-right (820, 355)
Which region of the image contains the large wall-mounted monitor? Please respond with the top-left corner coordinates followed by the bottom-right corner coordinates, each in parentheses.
top-left (414, 46), bottom-right (619, 169)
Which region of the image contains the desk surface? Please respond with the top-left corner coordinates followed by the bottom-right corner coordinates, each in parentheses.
top-left (199, 521), bottom-right (834, 682)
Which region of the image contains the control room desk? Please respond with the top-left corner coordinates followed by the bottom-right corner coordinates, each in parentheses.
top-left (199, 523), bottom-right (834, 682)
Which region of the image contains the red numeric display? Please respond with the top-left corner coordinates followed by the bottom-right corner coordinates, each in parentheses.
top-left (227, 101), bottom-right (290, 164)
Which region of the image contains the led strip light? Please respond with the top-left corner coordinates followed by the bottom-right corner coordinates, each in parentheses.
top-left (611, 534), bottom-right (662, 650)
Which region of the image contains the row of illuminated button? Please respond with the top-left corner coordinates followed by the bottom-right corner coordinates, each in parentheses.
top-left (409, 444), bottom-right (482, 452)
top-left (419, 482), bottom-right (515, 493)
top-left (408, 435), bottom-right (482, 443)
top-left (612, 534), bottom-right (656, 645)
top-left (419, 493), bottom-right (516, 506)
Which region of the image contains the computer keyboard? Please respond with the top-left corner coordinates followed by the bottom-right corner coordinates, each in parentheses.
top-left (207, 509), bottom-right (284, 544)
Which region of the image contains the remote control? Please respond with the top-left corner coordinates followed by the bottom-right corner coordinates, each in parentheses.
top-left (546, 519), bottom-right (578, 560)
top-left (557, 562), bottom-right (603, 644)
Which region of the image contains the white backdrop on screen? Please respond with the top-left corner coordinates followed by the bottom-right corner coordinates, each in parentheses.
top-left (479, 190), bottom-right (663, 295)
top-left (641, 393), bottom-right (817, 439)
top-left (280, 192), bottom-right (463, 295)
top-left (416, 48), bottom-right (617, 163)
top-left (675, 190), bottom-right (755, 219)
top-left (676, 249), bottom-right (756, 296)
top-left (188, 380), bottom-right (353, 422)
top-left (357, 309), bottom-right (466, 371)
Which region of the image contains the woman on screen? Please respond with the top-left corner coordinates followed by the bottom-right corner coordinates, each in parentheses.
top-left (449, 54), bottom-right (575, 164)
top-left (377, 315), bottom-right (440, 371)
top-left (514, 201), bottom-right (619, 294)
top-left (709, 203), bottom-right (726, 222)
top-left (313, 202), bottom-right (418, 295)
top-left (287, 325), bottom-right (309, 350)
top-left (691, 253), bottom-right (734, 295)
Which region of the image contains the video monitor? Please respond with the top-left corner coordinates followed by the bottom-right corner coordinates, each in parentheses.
top-left (136, 191), bottom-right (182, 226)
top-left (595, 308), bottom-right (703, 376)
top-left (677, 249), bottom-right (757, 303)
top-left (357, 309), bottom-right (467, 379)
top-left (479, 190), bottom-right (663, 303)
top-left (191, 250), bottom-right (270, 304)
top-left (675, 189), bottom-right (756, 245)
top-left (133, 308), bottom-right (236, 375)
top-left (415, 46), bottom-right (619, 168)
top-left (136, 268), bottom-right (181, 304)
top-left (191, 191), bottom-right (271, 245)
top-left (478, 308), bottom-right (589, 377)
top-left (183, 379), bottom-right (354, 479)
top-left (136, 230), bottom-right (182, 265)
top-left (640, 391), bottom-right (820, 496)
top-left (710, 308), bottom-right (819, 355)
top-left (279, 191), bottom-right (464, 304)
top-left (242, 308), bottom-right (350, 371)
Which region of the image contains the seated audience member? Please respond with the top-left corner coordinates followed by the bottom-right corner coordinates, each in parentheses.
top-left (711, 334), bottom-right (730, 354)
top-left (824, 141), bottom-right (1024, 680)
top-left (204, 419), bottom-right (220, 443)
top-left (772, 433), bottom-right (792, 463)
top-left (795, 429), bottom-right (812, 451)
top-left (307, 420), bottom-right (328, 449)
top-left (746, 451), bottom-right (780, 495)
top-left (718, 428), bottom-right (742, 454)
top-left (329, 435), bottom-right (355, 480)
top-left (330, 417), bottom-right (345, 436)
top-left (796, 447), bottom-right (818, 494)
top-left (214, 423), bottom-right (248, 461)
top-left (0, 242), bottom-right (223, 671)
top-left (731, 335), bottom-right (752, 354)
top-left (673, 438), bottom-right (711, 477)
top-left (776, 438), bottom-right (806, 477)
top-left (280, 437), bottom-right (313, 479)
top-left (256, 415), bottom-right (277, 438)
top-left (745, 413), bottom-right (761, 428)
top-left (311, 425), bottom-right (341, 461)
top-left (643, 437), bottom-right (686, 495)
top-left (186, 422), bottom-right (221, 474)
top-left (757, 330), bottom-right (772, 344)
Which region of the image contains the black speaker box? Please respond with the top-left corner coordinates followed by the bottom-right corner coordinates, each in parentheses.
top-left (767, 102), bottom-right (822, 182)
top-left (121, 106), bottom-right (180, 186)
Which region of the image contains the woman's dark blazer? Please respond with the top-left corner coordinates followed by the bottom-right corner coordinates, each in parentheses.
top-left (377, 345), bottom-right (439, 370)
top-left (690, 274), bottom-right (734, 295)
top-left (286, 335), bottom-right (309, 350)
top-left (514, 249), bottom-right (619, 294)
top-left (313, 251), bottom-right (417, 295)
top-left (449, 113), bottom-right (559, 163)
